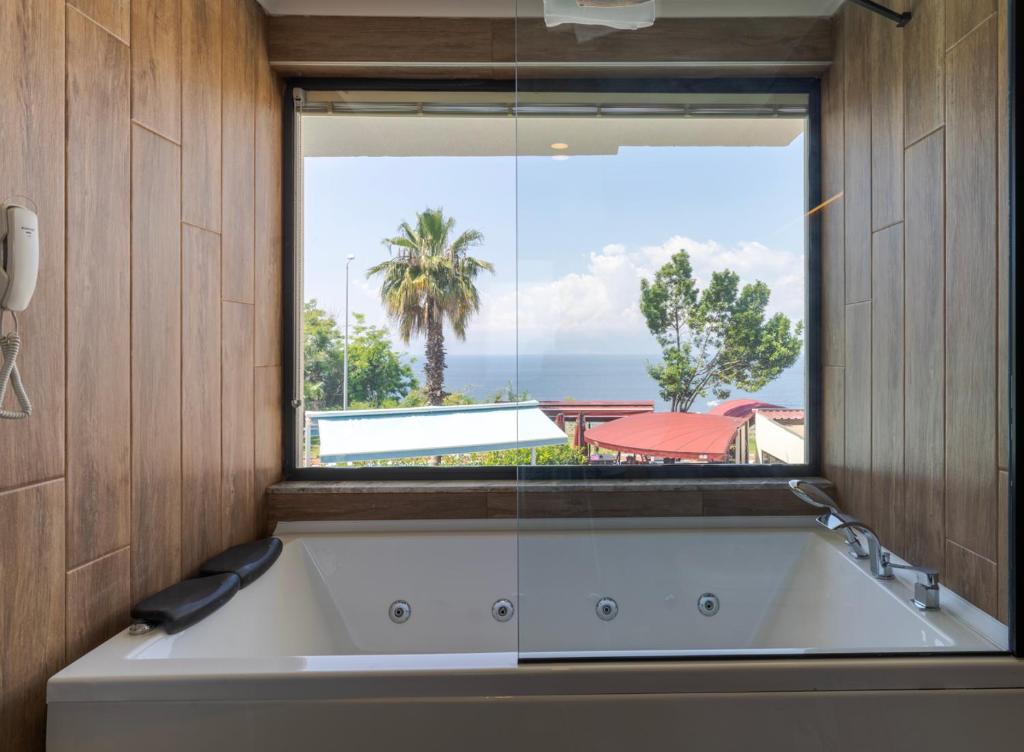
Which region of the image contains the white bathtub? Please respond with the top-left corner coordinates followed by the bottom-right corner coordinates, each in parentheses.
top-left (48, 519), bottom-right (1019, 752)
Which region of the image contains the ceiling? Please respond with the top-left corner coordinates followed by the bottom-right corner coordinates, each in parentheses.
top-left (300, 90), bottom-right (808, 157)
top-left (257, 0), bottom-right (844, 18)
top-left (302, 115), bottom-right (806, 158)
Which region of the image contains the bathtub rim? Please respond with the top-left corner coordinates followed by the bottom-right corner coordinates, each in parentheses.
top-left (47, 518), bottom-right (1015, 704)
top-left (47, 654), bottom-right (1024, 705)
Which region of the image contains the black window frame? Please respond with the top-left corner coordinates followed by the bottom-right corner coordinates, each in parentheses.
top-left (282, 75), bottom-right (820, 482)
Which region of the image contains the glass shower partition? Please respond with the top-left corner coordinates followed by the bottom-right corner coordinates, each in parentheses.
top-left (512, 0), bottom-right (1012, 660)
top-left (514, 0), bottom-right (855, 660)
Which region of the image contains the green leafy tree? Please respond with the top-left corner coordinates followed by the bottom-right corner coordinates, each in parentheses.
top-left (369, 208), bottom-right (494, 406)
top-left (303, 301), bottom-right (417, 410)
top-left (640, 250), bottom-right (803, 412)
top-left (303, 300), bottom-right (344, 410)
top-left (476, 443), bottom-right (586, 466)
top-left (489, 381), bottom-right (530, 403)
top-left (400, 386), bottom-right (475, 408)
top-left (346, 314), bottom-right (419, 408)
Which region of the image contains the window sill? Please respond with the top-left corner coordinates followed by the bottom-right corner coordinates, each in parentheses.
top-left (267, 477), bottom-right (831, 523)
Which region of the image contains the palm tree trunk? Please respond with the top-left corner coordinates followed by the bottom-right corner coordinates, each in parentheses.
top-left (424, 304), bottom-right (446, 407)
top-left (424, 305), bottom-right (446, 465)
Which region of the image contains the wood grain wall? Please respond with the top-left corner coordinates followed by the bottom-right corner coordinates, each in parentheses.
top-left (265, 14), bottom-right (835, 78)
top-left (821, 0), bottom-right (1011, 620)
top-left (0, 1), bottom-right (283, 749)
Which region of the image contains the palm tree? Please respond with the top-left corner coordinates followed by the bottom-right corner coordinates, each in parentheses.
top-left (368, 208), bottom-right (494, 407)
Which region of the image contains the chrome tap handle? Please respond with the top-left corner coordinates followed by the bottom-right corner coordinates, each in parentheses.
top-left (885, 559), bottom-right (941, 610)
top-left (877, 553), bottom-right (941, 609)
top-left (887, 560), bottom-right (939, 585)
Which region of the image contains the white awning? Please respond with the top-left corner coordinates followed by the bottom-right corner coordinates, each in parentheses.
top-left (313, 401), bottom-right (568, 463)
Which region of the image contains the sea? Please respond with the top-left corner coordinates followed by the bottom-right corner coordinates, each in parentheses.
top-left (422, 353), bottom-right (807, 412)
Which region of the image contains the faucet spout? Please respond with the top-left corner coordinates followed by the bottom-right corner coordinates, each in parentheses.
top-left (788, 480), bottom-right (868, 558)
top-left (832, 520), bottom-right (888, 577)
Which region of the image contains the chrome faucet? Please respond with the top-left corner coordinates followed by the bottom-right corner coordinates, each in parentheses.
top-left (788, 480), bottom-right (941, 610)
top-left (832, 519), bottom-right (888, 577)
top-left (788, 480), bottom-right (868, 559)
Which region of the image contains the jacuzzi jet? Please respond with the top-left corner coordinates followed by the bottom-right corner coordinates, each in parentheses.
top-left (596, 597), bottom-right (618, 621)
top-left (388, 600), bottom-right (411, 624)
top-left (698, 593), bottom-right (720, 617)
top-left (492, 599), bottom-right (515, 622)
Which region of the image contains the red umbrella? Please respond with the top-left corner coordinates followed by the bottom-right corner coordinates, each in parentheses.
top-left (584, 412), bottom-right (746, 462)
top-left (707, 399), bottom-right (782, 420)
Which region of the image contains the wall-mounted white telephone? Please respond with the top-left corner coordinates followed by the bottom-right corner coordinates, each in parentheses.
top-left (0, 201), bottom-right (38, 420)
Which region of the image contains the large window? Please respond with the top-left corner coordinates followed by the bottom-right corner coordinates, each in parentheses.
top-left (288, 82), bottom-right (818, 474)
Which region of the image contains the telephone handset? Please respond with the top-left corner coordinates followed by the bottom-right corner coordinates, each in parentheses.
top-left (0, 201), bottom-right (38, 420)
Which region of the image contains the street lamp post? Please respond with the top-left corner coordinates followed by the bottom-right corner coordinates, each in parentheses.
top-left (343, 253), bottom-right (355, 410)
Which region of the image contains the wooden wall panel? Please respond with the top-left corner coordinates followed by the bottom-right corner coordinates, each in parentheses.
top-left (182, 0), bottom-right (223, 232)
top-left (65, 7), bottom-right (131, 566)
top-left (903, 131), bottom-right (945, 572)
top-left (181, 226), bottom-right (223, 576)
top-left (869, 9), bottom-right (903, 230)
top-left (843, 4), bottom-right (872, 303)
top-left (944, 540), bottom-right (998, 616)
top-left (222, 0), bottom-right (258, 304)
top-left (255, 365), bottom-right (283, 531)
top-left (998, 470), bottom-right (1009, 623)
top-left (997, 0), bottom-right (1010, 471)
top-left (65, 547), bottom-right (130, 663)
top-left (0, 0), bottom-right (66, 493)
top-left (821, 46), bottom-right (845, 368)
top-left (267, 15), bottom-right (496, 65)
top-left (131, 0), bottom-right (181, 142)
top-left (828, 3), bottom-right (1009, 619)
top-left (66, 0), bottom-right (128, 42)
top-left (513, 17), bottom-right (833, 65)
top-left (0, 481), bottom-right (65, 752)
top-left (823, 366), bottom-right (845, 496)
top-left (945, 0), bottom-right (996, 48)
top-left (944, 18), bottom-right (998, 560)
top-left (222, 302), bottom-right (256, 547)
top-left (3, 0), bottom-right (282, 746)
top-left (267, 16), bottom-right (832, 70)
top-left (904, 0), bottom-right (944, 145)
top-left (843, 302), bottom-right (872, 523)
top-left (870, 225), bottom-right (903, 546)
top-left (269, 483), bottom-right (824, 523)
top-left (130, 125), bottom-right (183, 601)
top-left (255, 48), bottom-right (283, 367)
top-left (700, 490), bottom-right (817, 517)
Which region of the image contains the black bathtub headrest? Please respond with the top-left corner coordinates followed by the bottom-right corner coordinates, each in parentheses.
top-left (131, 574), bottom-right (239, 635)
top-left (199, 537), bottom-right (283, 588)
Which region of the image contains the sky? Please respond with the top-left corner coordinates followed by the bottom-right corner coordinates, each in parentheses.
top-left (302, 122), bottom-right (807, 357)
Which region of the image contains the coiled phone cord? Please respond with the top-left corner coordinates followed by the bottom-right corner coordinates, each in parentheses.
top-left (0, 311), bottom-right (31, 419)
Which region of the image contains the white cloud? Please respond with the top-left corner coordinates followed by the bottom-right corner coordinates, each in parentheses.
top-left (330, 236), bottom-right (805, 355)
top-left (466, 236), bottom-right (805, 354)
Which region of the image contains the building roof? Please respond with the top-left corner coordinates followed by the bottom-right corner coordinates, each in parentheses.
top-left (539, 400), bottom-right (655, 418)
top-left (313, 401), bottom-right (568, 463)
top-left (583, 412), bottom-right (746, 462)
top-left (756, 408), bottom-right (806, 422)
top-left (707, 399), bottom-right (783, 419)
